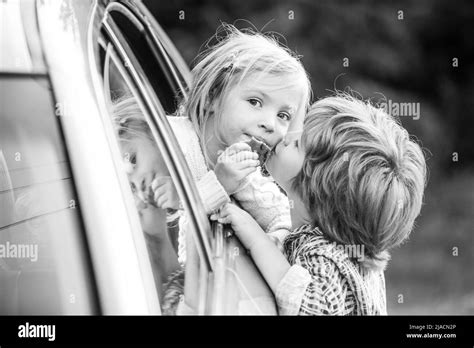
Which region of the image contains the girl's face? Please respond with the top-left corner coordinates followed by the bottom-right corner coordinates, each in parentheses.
top-left (121, 136), bottom-right (170, 236)
top-left (214, 73), bottom-right (305, 149)
top-left (266, 131), bottom-right (305, 193)
top-left (121, 136), bottom-right (162, 203)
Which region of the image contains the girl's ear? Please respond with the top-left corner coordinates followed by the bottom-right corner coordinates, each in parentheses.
top-left (205, 95), bottom-right (219, 118)
top-left (288, 106), bottom-right (306, 133)
top-left (209, 103), bottom-right (217, 118)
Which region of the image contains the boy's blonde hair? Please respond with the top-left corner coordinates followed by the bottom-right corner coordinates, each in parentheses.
top-left (293, 93), bottom-right (427, 270)
top-left (183, 23), bottom-right (312, 164)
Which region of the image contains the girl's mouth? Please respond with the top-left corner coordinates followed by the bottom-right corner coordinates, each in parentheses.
top-left (247, 136), bottom-right (274, 166)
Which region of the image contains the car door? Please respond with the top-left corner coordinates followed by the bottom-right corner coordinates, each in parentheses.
top-left (0, 0), bottom-right (100, 315)
top-left (90, 0), bottom-right (277, 315)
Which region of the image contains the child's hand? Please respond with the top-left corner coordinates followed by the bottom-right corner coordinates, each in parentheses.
top-left (214, 142), bottom-right (259, 194)
top-left (210, 203), bottom-right (266, 252)
top-left (151, 176), bottom-right (181, 210)
top-left (133, 194), bottom-right (168, 241)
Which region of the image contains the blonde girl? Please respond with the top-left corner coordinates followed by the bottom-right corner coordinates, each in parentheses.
top-left (112, 98), bottom-right (181, 302)
top-left (166, 23), bottom-right (312, 264)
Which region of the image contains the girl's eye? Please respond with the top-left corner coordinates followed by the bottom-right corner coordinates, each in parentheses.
top-left (278, 112), bottom-right (291, 121)
top-left (130, 182), bottom-right (136, 193)
top-left (294, 139), bottom-right (299, 147)
top-left (248, 98), bottom-right (262, 108)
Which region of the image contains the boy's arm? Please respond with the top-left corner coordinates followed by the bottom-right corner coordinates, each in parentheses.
top-left (249, 239), bottom-right (350, 315)
top-left (211, 203), bottom-right (291, 294)
top-left (214, 203), bottom-right (351, 316)
top-left (248, 232), bottom-right (292, 293)
top-left (245, 234), bottom-right (335, 316)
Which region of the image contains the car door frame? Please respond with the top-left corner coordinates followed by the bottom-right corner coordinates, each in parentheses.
top-left (36, 0), bottom-right (160, 314)
top-left (96, 0), bottom-right (278, 315)
top-left (89, 0), bottom-right (218, 313)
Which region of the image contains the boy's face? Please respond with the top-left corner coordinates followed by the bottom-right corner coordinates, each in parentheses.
top-left (214, 73), bottom-right (304, 149)
top-left (266, 130), bottom-right (305, 193)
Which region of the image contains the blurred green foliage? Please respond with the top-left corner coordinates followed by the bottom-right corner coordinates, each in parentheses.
top-left (145, 0), bottom-right (474, 314)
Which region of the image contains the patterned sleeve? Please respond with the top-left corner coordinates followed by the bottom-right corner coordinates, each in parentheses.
top-left (276, 257), bottom-right (354, 315)
top-left (233, 169), bottom-right (291, 248)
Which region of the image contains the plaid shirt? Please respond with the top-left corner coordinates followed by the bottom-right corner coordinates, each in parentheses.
top-left (275, 224), bottom-right (387, 315)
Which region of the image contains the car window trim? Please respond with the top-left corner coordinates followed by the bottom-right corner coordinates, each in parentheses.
top-left (101, 14), bottom-right (214, 273)
top-left (105, 2), bottom-right (184, 103)
top-left (0, 72), bottom-right (48, 78)
top-left (89, 33), bottom-right (163, 314)
top-left (134, 1), bottom-right (192, 89)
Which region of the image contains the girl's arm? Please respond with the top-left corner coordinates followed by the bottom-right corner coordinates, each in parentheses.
top-left (166, 116), bottom-right (231, 215)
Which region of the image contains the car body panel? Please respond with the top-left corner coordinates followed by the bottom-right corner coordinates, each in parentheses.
top-left (0, 1), bottom-right (37, 73)
top-left (0, 74), bottom-right (98, 314)
top-left (36, 0), bottom-right (160, 314)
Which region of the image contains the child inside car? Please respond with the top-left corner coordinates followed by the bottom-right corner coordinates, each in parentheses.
top-left (167, 23), bottom-right (312, 264)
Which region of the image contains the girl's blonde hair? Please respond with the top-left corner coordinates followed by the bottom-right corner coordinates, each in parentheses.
top-left (293, 93), bottom-right (427, 271)
top-left (183, 23), bottom-right (312, 165)
top-left (110, 96), bottom-right (182, 224)
top-left (111, 96), bottom-right (152, 143)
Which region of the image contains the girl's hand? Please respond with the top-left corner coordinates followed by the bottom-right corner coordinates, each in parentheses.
top-left (214, 142), bottom-right (259, 194)
top-left (133, 194), bottom-right (168, 241)
top-left (151, 176), bottom-right (181, 210)
top-left (210, 203), bottom-right (267, 252)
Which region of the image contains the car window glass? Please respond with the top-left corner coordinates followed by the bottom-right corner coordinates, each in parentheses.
top-left (108, 9), bottom-right (181, 115)
top-left (0, 75), bottom-right (98, 314)
top-left (100, 45), bottom-right (199, 314)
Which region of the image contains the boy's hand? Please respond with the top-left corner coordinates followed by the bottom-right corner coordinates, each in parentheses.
top-left (210, 203), bottom-right (266, 252)
top-left (214, 142), bottom-right (259, 194)
top-left (151, 176), bottom-right (181, 210)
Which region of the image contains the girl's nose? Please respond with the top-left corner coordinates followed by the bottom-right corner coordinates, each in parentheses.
top-left (258, 113), bottom-right (276, 133)
top-left (134, 195), bottom-right (147, 210)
